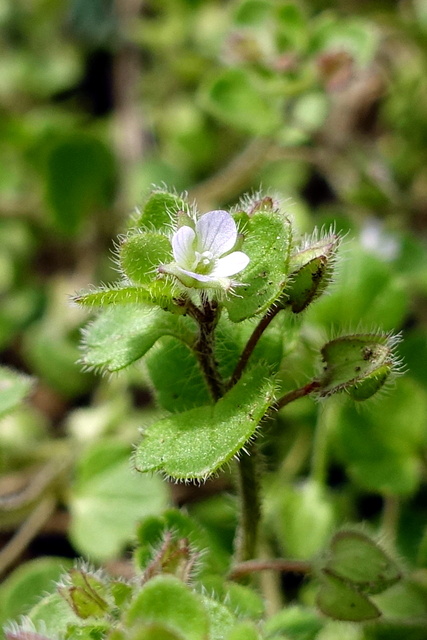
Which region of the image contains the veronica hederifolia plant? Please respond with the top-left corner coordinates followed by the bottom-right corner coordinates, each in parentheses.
top-left (70, 187), bottom-right (403, 626)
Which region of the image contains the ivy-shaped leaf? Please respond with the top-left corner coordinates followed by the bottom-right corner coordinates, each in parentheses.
top-left (134, 363), bottom-right (276, 481)
top-left (146, 337), bottom-right (211, 412)
top-left (73, 280), bottom-right (185, 315)
top-left (225, 211), bottom-right (291, 322)
top-left (317, 570), bottom-right (380, 622)
top-left (134, 190), bottom-right (188, 232)
top-left (119, 232), bottom-right (172, 285)
top-left (126, 576), bottom-right (208, 640)
top-left (80, 305), bottom-right (195, 372)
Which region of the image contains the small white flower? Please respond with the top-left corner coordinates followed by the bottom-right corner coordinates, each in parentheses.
top-left (159, 209), bottom-right (249, 290)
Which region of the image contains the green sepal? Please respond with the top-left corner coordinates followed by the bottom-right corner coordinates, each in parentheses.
top-left (64, 623), bottom-right (110, 640)
top-left (68, 568), bottom-right (109, 603)
top-left (126, 575), bottom-right (208, 640)
top-left (347, 364), bottom-right (391, 401)
top-left (58, 585), bottom-right (108, 620)
top-left (134, 509), bottom-right (228, 577)
top-left (316, 570), bottom-right (381, 622)
top-left (284, 233), bottom-right (340, 313)
top-left (110, 581), bottom-right (133, 608)
top-left (318, 333), bottom-right (396, 398)
top-left (323, 530), bottom-right (401, 594)
top-left (73, 280), bottom-right (186, 315)
top-left (224, 211), bottom-right (291, 322)
top-left (285, 256), bottom-right (328, 313)
top-left (134, 363), bottom-right (276, 480)
top-left (119, 232), bottom-right (172, 285)
top-left (200, 595), bottom-right (236, 640)
top-left (135, 190), bottom-right (188, 232)
top-left (80, 305), bottom-right (195, 372)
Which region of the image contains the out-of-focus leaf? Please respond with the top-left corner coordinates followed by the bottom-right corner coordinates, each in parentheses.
top-left (0, 366), bottom-right (34, 419)
top-left (69, 441), bottom-right (169, 560)
top-left (0, 558), bottom-right (72, 627)
top-left (45, 134), bottom-right (116, 235)
top-left (200, 68), bottom-right (282, 135)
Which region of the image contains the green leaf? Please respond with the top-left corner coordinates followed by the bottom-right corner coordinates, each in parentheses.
top-left (226, 622), bottom-right (261, 640)
top-left (234, 0), bottom-right (271, 26)
top-left (0, 366), bottom-right (33, 419)
top-left (263, 605), bottom-right (323, 640)
top-left (317, 571), bottom-right (380, 622)
top-left (225, 212), bottom-right (291, 322)
top-left (126, 576), bottom-right (208, 640)
top-left (24, 324), bottom-right (91, 398)
top-left (45, 134), bottom-right (116, 236)
top-left (201, 596), bottom-right (236, 640)
top-left (135, 363), bottom-right (276, 480)
top-left (119, 233), bottom-right (172, 285)
top-left (275, 2), bottom-right (308, 51)
top-left (69, 441), bottom-right (169, 560)
top-left (28, 593), bottom-right (81, 638)
top-left (334, 378), bottom-right (427, 495)
top-left (128, 625), bottom-right (185, 640)
top-left (324, 531), bottom-right (401, 595)
top-left (135, 509), bottom-right (229, 577)
top-left (135, 190), bottom-right (188, 232)
top-left (81, 305), bottom-right (195, 372)
top-left (201, 68), bottom-right (282, 135)
top-left (267, 480), bottom-right (335, 559)
top-left (73, 281), bottom-right (185, 315)
top-left (0, 558), bottom-right (72, 625)
top-left (146, 337), bottom-right (211, 412)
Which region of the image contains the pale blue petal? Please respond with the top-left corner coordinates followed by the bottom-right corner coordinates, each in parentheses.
top-left (196, 210), bottom-right (237, 257)
top-left (212, 251), bottom-right (250, 277)
top-left (172, 226), bottom-right (196, 268)
top-left (175, 266), bottom-right (216, 282)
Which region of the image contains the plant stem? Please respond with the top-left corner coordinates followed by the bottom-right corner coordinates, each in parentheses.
top-left (229, 557), bottom-right (312, 581)
top-left (233, 380), bottom-right (321, 563)
top-left (189, 137), bottom-right (273, 210)
top-left (275, 380), bottom-right (321, 411)
top-left (235, 445), bottom-right (262, 562)
top-left (310, 399), bottom-right (338, 485)
top-left (229, 305), bottom-right (283, 389)
top-left (190, 298), bottom-right (224, 401)
top-left (380, 495), bottom-right (400, 547)
top-left (0, 496), bottom-right (56, 577)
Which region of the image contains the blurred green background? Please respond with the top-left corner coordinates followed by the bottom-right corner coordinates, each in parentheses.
top-left (2, 0), bottom-right (427, 629)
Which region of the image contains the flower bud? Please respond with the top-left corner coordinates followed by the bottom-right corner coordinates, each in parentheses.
top-left (318, 332), bottom-right (401, 400)
top-left (284, 231), bottom-right (340, 313)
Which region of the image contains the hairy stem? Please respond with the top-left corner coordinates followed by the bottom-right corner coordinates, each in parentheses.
top-left (190, 298), bottom-right (224, 402)
top-left (229, 557), bottom-right (312, 581)
top-left (275, 380), bottom-right (321, 411)
top-left (235, 445), bottom-right (262, 562)
top-left (229, 305), bottom-right (283, 389)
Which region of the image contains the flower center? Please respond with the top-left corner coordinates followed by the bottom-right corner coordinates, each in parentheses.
top-left (193, 250), bottom-right (215, 274)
